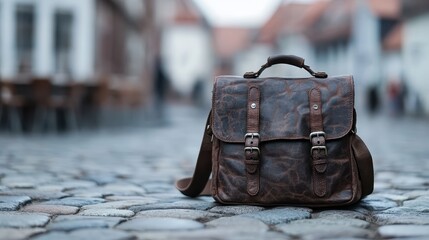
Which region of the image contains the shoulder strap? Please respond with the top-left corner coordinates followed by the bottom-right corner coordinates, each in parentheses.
top-left (175, 112), bottom-right (213, 197)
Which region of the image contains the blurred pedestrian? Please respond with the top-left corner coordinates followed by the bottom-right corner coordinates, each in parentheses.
top-left (154, 56), bottom-right (169, 120)
top-left (398, 78), bottom-right (408, 114)
top-left (387, 80), bottom-right (399, 116)
top-left (387, 78), bottom-right (406, 117)
top-left (191, 79), bottom-right (204, 108)
top-left (367, 84), bottom-right (380, 114)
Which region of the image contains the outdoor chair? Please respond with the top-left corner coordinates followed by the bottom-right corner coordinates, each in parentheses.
top-left (31, 77), bottom-right (85, 132)
top-left (0, 80), bottom-right (30, 132)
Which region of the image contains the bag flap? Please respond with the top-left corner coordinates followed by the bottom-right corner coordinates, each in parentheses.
top-left (211, 75), bottom-right (354, 143)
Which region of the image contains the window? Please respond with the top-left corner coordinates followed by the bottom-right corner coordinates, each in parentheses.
top-left (15, 4), bottom-right (35, 73)
top-left (380, 19), bottom-right (398, 41)
top-left (54, 11), bottom-right (73, 74)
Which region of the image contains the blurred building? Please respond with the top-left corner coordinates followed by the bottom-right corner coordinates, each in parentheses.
top-left (0, 0), bottom-right (95, 80)
top-left (214, 27), bottom-right (255, 76)
top-left (305, 0), bottom-right (401, 86)
top-left (0, 0), bottom-right (152, 85)
top-left (158, 0), bottom-right (214, 104)
top-left (402, 0), bottom-right (429, 115)
top-left (0, 0), bottom-right (157, 131)
top-left (232, 0), bottom-right (405, 112)
top-left (254, 1), bottom-right (328, 77)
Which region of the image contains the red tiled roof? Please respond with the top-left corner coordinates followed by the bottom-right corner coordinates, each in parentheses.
top-left (257, 0), bottom-right (330, 44)
top-left (305, 0), bottom-right (401, 44)
top-left (299, 0), bottom-right (331, 31)
top-left (213, 27), bottom-right (254, 59)
top-left (368, 0), bottom-right (400, 19)
top-left (306, 0), bottom-right (354, 44)
top-left (173, 0), bottom-right (204, 24)
top-left (258, 3), bottom-right (308, 44)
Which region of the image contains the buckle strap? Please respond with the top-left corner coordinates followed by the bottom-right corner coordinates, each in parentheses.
top-left (245, 86), bottom-right (261, 196)
top-left (244, 134), bottom-right (260, 160)
top-left (309, 88), bottom-right (327, 197)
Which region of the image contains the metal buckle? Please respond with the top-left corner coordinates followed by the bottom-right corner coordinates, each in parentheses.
top-left (309, 131), bottom-right (325, 139)
top-left (311, 146), bottom-right (327, 156)
top-left (244, 147), bottom-right (260, 154)
top-left (245, 133), bottom-right (260, 157)
top-left (245, 133), bottom-right (260, 140)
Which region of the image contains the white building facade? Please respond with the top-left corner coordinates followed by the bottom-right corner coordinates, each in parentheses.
top-left (0, 0), bottom-right (95, 81)
top-left (162, 25), bottom-right (214, 96)
top-left (159, 0), bottom-right (214, 103)
top-left (403, 12), bottom-right (429, 114)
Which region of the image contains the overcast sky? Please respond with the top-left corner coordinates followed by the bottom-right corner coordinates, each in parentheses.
top-left (192, 0), bottom-right (316, 27)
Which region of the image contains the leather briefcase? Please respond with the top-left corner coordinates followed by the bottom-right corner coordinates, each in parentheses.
top-left (176, 55), bottom-right (374, 207)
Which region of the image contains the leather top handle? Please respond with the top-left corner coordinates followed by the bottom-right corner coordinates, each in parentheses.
top-left (266, 55), bottom-right (305, 68)
top-left (244, 55), bottom-right (328, 79)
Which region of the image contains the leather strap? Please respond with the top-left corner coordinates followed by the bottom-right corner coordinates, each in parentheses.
top-left (245, 86), bottom-right (261, 196)
top-left (309, 88), bottom-right (327, 197)
top-left (175, 113), bottom-right (213, 197)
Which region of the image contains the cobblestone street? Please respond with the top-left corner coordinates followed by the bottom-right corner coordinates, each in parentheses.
top-left (0, 105), bottom-right (429, 239)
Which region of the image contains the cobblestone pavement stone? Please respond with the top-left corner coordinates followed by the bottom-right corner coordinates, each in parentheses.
top-left (0, 105), bottom-right (429, 239)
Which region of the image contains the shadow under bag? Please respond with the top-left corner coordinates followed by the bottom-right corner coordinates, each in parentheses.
top-left (176, 55), bottom-right (374, 207)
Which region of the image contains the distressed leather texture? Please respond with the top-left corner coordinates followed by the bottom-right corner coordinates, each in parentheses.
top-left (212, 76), bottom-right (354, 142)
top-left (210, 75), bottom-right (371, 206)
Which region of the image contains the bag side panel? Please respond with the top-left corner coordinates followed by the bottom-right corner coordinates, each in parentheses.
top-left (352, 134), bottom-right (374, 196)
top-left (211, 137), bottom-right (221, 197)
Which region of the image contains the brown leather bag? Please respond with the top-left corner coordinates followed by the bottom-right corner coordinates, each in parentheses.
top-left (176, 55), bottom-right (374, 207)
